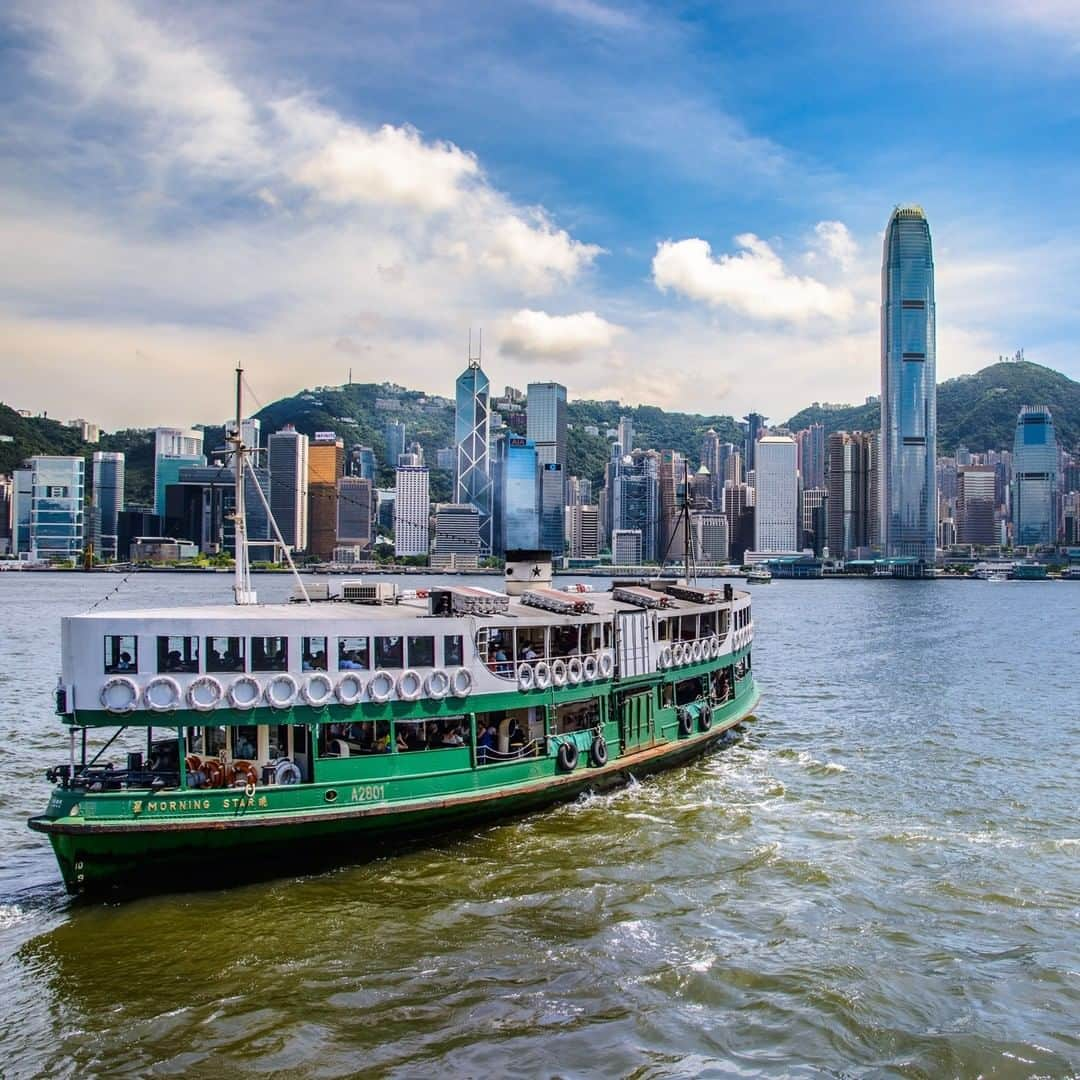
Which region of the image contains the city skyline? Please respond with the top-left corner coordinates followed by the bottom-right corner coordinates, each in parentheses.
top-left (3, 3), bottom-right (1080, 429)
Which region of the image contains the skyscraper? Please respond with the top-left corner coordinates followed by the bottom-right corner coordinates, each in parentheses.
top-left (455, 361), bottom-right (493, 553)
top-left (1011, 406), bottom-right (1059, 546)
top-left (384, 421), bottom-right (406, 467)
top-left (617, 415), bottom-right (635, 456)
top-left (880, 205), bottom-right (937, 564)
top-left (153, 428), bottom-right (205, 516)
top-left (91, 451), bottom-right (124, 560)
top-left (612, 450), bottom-right (660, 563)
top-left (268, 425), bottom-right (309, 552)
top-left (499, 436), bottom-right (540, 553)
top-left (308, 434), bottom-right (344, 560)
top-left (742, 412), bottom-right (768, 475)
top-left (753, 436), bottom-right (798, 554)
top-left (336, 476), bottom-right (374, 551)
top-left (956, 466), bottom-right (996, 545)
top-left (431, 504), bottom-right (481, 569)
top-left (795, 424), bottom-right (826, 490)
top-left (566, 504), bottom-right (600, 559)
top-left (526, 382), bottom-right (568, 468)
top-left (18, 456), bottom-right (85, 561)
top-left (825, 432), bottom-right (873, 557)
top-left (540, 463), bottom-right (566, 556)
top-left (394, 465), bottom-right (430, 557)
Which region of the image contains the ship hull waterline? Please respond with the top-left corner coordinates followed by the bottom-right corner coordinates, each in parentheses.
top-left (30, 690), bottom-right (759, 898)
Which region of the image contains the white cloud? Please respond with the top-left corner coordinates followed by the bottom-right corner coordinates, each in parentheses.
top-left (812, 220), bottom-right (857, 271)
top-left (652, 234), bottom-right (855, 322)
top-left (499, 309), bottom-right (622, 359)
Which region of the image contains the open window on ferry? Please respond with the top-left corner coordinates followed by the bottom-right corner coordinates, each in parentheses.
top-left (338, 636), bottom-right (370, 670)
top-left (252, 636), bottom-right (288, 672)
top-left (712, 666), bottom-right (733, 702)
top-left (700, 610), bottom-right (717, 637)
top-left (718, 609), bottom-right (730, 636)
top-left (655, 617), bottom-right (671, 642)
top-left (555, 699), bottom-right (599, 734)
top-left (407, 635), bottom-right (435, 668)
top-left (206, 636), bottom-right (244, 672)
top-left (157, 635), bottom-right (198, 673)
top-left (302, 636), bottom-right (328, 670)
top-left (582, 622), bottom-right (602, 654)
top-left (444, 634), bottom-right (463, 666)
top-left (551, 625), bottom-right (580, 658)
top-left (394, 716), bottom-right (468, 752)
top-left (515, 625), bottom-right (546, 661)
top-left (232, 725), bottom-right (258, 760)
top-left (602, 623), bottom-right (613, 649)
top-left (375, 635), bottom-right (404, 669)
top-left (474, 706), bottom-right (543, 762)
top-left (104, 634), bottom-right (138, 674)
top-left (320, 720), bottom-right (389, 757)
top-left (679, 614), bottom-right (698, 641)
top-left (675, 676), bottom-right (704, 706)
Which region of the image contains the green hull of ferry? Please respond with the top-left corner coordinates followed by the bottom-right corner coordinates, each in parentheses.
top-left (31, 665), bottom-right (758, 897)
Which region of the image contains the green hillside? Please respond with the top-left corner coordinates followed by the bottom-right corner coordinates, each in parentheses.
top-left (786, 361), bottom-right (1080, 452)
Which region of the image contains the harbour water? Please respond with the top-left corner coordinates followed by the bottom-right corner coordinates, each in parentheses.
top-left (1, 573), bottom-right (1077, 1077)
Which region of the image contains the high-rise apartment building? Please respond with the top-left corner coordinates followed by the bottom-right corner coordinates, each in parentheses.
top-left (268, 425), bottom-right (309, 552)
top-left (1011, 406), bottom-right (1059, 546)
top-left (956, 466), bottom-right (996, 545)
top-left (659, 450), bottom-right (687, 564)
top-left (308, 434), bottom-right (344, 560)
top-left (0, 474), bottom-right (12, 555)
top-left (753, 436), bottom-right (798, 554)
top-left (825, 432), bottom-right (874, 557)
top-left (801, 487), bottom-right (827, 555)
top-left (91, 451), bottom-right (124, 560)
top-left (394, 465), bottom-right (430, 557)
top-left (153, 428), bottom-right (205, 516)
top-left (880, 205), bottom-right (937, 563)
top-left (526, 382), bottom-right (567, 468)
top-left (455, 361), bottom-right (493, 553)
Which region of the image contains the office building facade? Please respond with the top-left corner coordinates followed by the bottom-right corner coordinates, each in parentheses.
top-left (540, 462), bottom-right (566, 557)
top-left (825, 431), bottom-right (874, 557)
top-left (268, 425), bottom-right (309, 552)
top-left (566, 503), bottom-right (600, 559)
top-left (693, 512), bottom-right (729, 564)
top-left (16, 456), bottom-right (85, 561)
top-left (880, 205), bottom-right (937, 563)
top-left (336, 476), bottom-right (374, 551)
top-left (153, 428), bottom-right (205, 516)
top-left (1011, 406), bottom-right (1059, 546)
top-left (526, 382), bottom-right (567, 468)
top-left (956, 466), bottom-right (997, 545)
top-left (91, 451), bottom-right (124, 560)
top-left (431, 503), bottom-right (481, 569)
top-left (753, 436), bottom-right (798, 554)
top-left (612, 528), bottom-right (643, 565)
top-left (455, 361), bottom-right (493, 554)
top-left (308, 434), bottom-right (344, 560)
top-left (498, 436), bottom-right (540, 553)
top-left (394, 465), bottom-right (430, 557)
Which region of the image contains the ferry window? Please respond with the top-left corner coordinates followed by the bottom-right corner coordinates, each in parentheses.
top-left (661, 683), bottom-right (674, 709)
top-left (555, 700), bottom-right (598, 734)
top-left (656, 617), bottom-right (670, 641)
top-left (206, 636), bottom-right (245, 672)
top-left (104, 635), bottom-right (138, 674)
top-left (679, 615), bottom-right (698, 640)
top-left (157, 635), bottom-right (199, 673)
top-left (602, 623), bottom-right (613, 649)
top-left (719, 610), bottom-right (730, 636)
top-left (338, 637), bottom-right (370, 671)
top-left (232, 725), bottom-right (258, 760)
top-left (700, 611), bottom-right (716, 637)
top-left (551, 625), bottom-right (580, 658)
top-left (485, 630), bottom-right (513, 675)
top-left (407, 635), bottom-right (435, 668)
top-left (205, 726), bottom-right (227, 757)
top-left (302, 637), bottom-right (328, 671)
top-left (582, 623), bottom-right (602, 654)
top-left (252, 636), bottom-right (288, 672)
top-left (322, 720), bottom-right (389, 756)
top-left (515, 626), bottom-right (546, 660)
top-left (186, 727), bottom-right (204, 754)
top-left (269, 725), bottom-right (290, 760)
top-left (375, 636), bottom-right (404, 669)
top-left (444, 635), bottom-right (463, 666)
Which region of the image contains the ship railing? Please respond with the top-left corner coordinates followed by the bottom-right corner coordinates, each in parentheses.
top-left (477, 739), bottom-right (542, 764)
top-left (487, 650), bottom-right (605, 682)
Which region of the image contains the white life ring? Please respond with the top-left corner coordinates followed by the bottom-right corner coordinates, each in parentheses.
top-left (397, 669), bottom-right (423, 701)
top-left (710, 635), bottom-right (721, 658)
top-left (100, 676), bottom-right (138, 713)
top-left (582, 655), bottom-right (599, 681)
top-left (368, 670), bottom-right (395, 704)
top-left (301, 673), bottom-right (334, 707)
top-left (425, 669), bottom-right (451, 699)
top-left (658, 646), bottom-right (673, 670)
top-left (692, 640), bottom-right (704, 663)
top-left (143, 675), bottom-right (182, 712)
top-left (517, 663), bottom-right (535, 691)
top-left (598, 651), bottom-right (614, 678)
top-left (534, 661), bottom-right (552, 689)
top-left (274, 759), bottom-right (302, 785)
top-left (567, 657), bottom-right (584, 685)
top-left (551, 659), bottom-right (568, 687)
top-left (265, 673), bottom-right (299, 710)
top-left (228, 675), bottom-right (261, 710)
top-left (335, 672), bottom-right (364, 706)
top-left (671, 643), bottom-right (684, 666)
top-left (187, 675), bottom-right (223, 712)
top-left (450, 668), bottom-right (473, 698)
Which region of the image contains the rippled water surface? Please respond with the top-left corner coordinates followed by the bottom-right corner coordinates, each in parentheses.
top-left (1, 572), bottom-right (1077, 1078)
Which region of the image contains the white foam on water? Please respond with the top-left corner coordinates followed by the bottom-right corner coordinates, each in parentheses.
top-left (0, 904), bottom-right (28, 930)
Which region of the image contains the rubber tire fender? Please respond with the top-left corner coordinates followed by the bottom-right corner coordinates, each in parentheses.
top-left (699, 704), bottom-right (713, 731)
top-left (589, 735), bottom-right (608, 768)
top-left (678, 707), bottom-right (694, 738)
top-left (556, 740), bottom-right (579, 772)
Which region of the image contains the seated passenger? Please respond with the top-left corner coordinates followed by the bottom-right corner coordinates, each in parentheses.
top-left (234, 733), bottom-right (257, 759)
top-left (116, 651), bottom-right (134, 671)
top-left (311, 651), bottom-right (327, 671)
top-left (374, 724), bottom-right (391, 752)
top-left (508, 721), bottom-right (527, 756)
top-left (442, 727), bottom-right (464, 747)
top-left (165, 649), bottom-right (184, 672)
top-left (339, 651), bottom-right (362, 670)
top-left (396, 728), bottom-right (410, 752)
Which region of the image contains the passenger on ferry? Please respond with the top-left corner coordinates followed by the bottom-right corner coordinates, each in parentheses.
top-left (508, 720), bottom-right (527, 756)
top-left (234, 732), bottom-right (257, 759)
top-left (477, 724), bottom-right (496, 764)
top-left (116, 651), bottom-right (134, 671)
top-left (339, 651), bottom-right (363, 670)
top-left (374, 723), bottom-right (391, 753)
top-left (165, 649), bottom-right (184, 672)
top-left (442, 726), bottom-right (465, 747)
top-left (522, 643), bottom-right (539, 661)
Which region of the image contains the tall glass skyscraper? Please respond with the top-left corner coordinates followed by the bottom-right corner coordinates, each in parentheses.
top-left (499, 436), bottom-right (539, 552)
top-left (455, 361), bottom-right (493, 553)
top-left (91, 451), bottom-right (125, 560)
top-left (880, 205), bottom-right (937, 563)
top-left (1011, 406), bottom-right (1059, 546)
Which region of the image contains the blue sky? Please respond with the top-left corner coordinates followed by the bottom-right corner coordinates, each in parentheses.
top-left (2, 0), bottom-right (1079, 429)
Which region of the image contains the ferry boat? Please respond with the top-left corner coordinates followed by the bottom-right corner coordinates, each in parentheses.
top-left (746, 567), bottom-right (772, 584)
top-left (27, 372), bottom-right (759, 897)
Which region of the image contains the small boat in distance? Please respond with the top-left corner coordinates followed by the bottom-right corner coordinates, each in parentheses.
top-left (746, 567), bottom-right (772, 584)
top-left (28, 367), bottom-right (760, 897)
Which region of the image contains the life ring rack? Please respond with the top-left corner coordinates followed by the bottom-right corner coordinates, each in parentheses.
top-left (517, 663), bottom-right (536, 691)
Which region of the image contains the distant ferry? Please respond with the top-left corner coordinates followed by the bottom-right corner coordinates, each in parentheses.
top-left (746, 567), bottom-right (772, 584)
top-left (973, 562), bottom-right (1012, 581)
